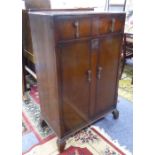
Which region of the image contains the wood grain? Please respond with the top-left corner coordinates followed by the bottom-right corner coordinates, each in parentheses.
top-left (29, 11), bottom-right (125, 152)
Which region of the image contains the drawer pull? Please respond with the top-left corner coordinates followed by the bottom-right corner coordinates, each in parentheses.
top-left (73, 21), bottom-right (79, 38)
top-left (87, 70), bottom-right (92, 82)
top-left (111, 18), bottom-right (115, 32)
top-left (97, 66), bottom-right (103, 80)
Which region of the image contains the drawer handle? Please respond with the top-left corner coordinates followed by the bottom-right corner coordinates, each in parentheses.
top-left (73, 21), bottom-right (79, 38)
top-left (97, 66), bottom-right (103, 80)
top-left (111, 18), bottom-right (115, 32)
top-left (87, 70), bottom-right (92, 82)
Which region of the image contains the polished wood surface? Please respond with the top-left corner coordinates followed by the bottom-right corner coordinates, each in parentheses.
top-left (60, 41), bottom-right (90, 132)
top-left (29, 14), bottom-right (62, 137)
top-left (98, 17), bottom-right (112, 34)
top-left (56, 17), bottom-right (91, 40)
top-left (29, 11), bottom-right (125, 152)
top-left (95, 35), bottom-right (122, 117)
top-left (22, 10), bottom-right (33, 54)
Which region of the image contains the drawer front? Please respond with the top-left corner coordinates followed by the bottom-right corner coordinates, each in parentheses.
top-left (55, 16), bottom-right (91, 40)
top-left (93, 16), bottom-right (124, 35)
top-left (113, 17), bottom-right (124, 32)
top-left (98, 17), bottom-right (112, 34)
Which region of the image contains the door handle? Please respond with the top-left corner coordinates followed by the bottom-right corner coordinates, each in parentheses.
top-left (87, 70), bottom-right (92, 82)
top-left (97, 66), bottom-right (103, 80)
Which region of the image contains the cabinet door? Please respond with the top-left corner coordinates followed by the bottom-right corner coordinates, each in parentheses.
top-left (94, 35), bottom-right (122, 116)
top-left (59, 41), bottom-right (91, 133)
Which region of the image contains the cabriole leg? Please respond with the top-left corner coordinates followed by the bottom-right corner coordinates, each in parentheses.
top-left (57, 139), bottom-right (66, 153)
top-left (112, 109), bottom-right (119, 119)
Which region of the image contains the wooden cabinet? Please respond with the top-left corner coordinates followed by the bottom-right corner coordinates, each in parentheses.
top-left (29, 11), bottom-right (125, 152)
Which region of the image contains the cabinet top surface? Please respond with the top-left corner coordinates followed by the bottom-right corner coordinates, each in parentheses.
top-left (29, 10), bottom-right (125, 16)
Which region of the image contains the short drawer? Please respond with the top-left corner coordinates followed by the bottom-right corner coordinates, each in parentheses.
top-left (93, 16), bottom-right (124, 35)
top-left (98, 17), bottom-right (112, 34)
top-left (55, 16), bottom-right (91, 40)
top-left (113, 17), bottom-right (124, 32)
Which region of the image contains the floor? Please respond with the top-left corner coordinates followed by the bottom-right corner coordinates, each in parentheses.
top-left (118, 65), bottom-right (133, 102)
top-left (94, 96), bottom-right (133, 152)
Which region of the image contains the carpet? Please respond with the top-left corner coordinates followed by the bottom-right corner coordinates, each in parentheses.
top-left (22, 91), bottom-right (131, 155)
top-left (118, 65), bottom-right (133, 102)
top-left (95, 96), bottom-right (133, 152)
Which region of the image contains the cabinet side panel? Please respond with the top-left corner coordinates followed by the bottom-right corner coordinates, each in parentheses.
top-left (29, 14), bottom-right (61, 137)
top-left (22, 10), bottom-right (33, 54)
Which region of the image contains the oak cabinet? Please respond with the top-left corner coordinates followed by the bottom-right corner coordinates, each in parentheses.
top-left (29, 11), bottom-right (125, 152)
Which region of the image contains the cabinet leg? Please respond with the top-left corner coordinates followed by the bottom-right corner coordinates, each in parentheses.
top-left (57, 139), bottom-right (66, 153)
top-left (112, 109), bottom-right (119, 119)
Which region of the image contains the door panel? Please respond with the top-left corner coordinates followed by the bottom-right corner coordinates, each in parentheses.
top-left (60, 41), bottom-right (90, 133)
top-left (95, 35), bottom-right (122, 116)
